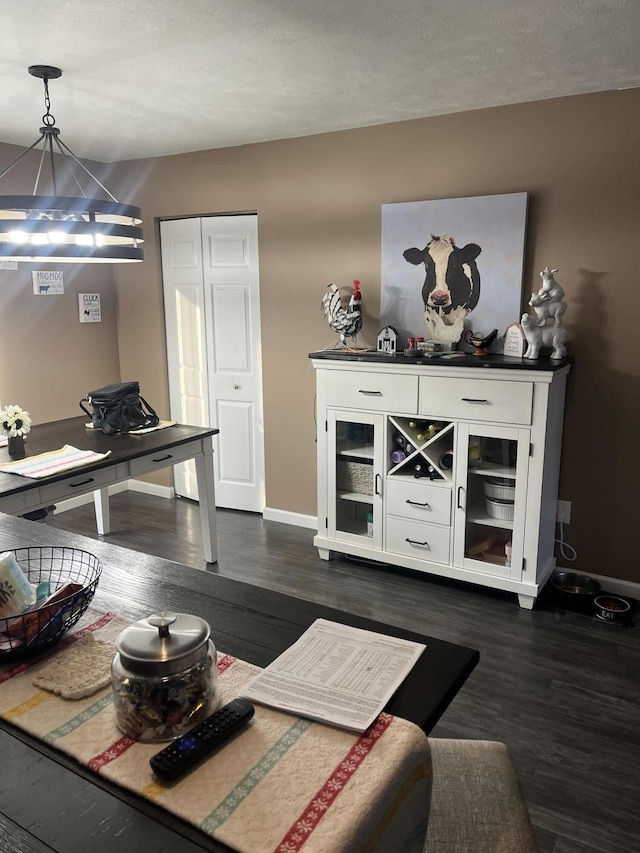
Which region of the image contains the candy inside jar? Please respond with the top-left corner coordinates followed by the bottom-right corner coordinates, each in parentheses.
top-left (112, 611), bottom-right (218, 743)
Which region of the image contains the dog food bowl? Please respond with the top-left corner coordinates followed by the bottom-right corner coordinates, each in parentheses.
top-left (483, 477), bottom-right (516, 501)
top-left (485, 497), bottom-right (515, 520)
top-left (593, 594), bottom-right (633, 627)
top-left (550, 571), bottom-right (601, 613)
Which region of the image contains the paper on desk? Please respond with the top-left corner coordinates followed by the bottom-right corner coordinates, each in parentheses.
top-left (239, 618), bottom-right (425, 733)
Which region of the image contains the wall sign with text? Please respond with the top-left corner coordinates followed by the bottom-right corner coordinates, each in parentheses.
top-left (78, 293), bottom-right (102, 323)
top-left (32, 270), bottom-right (64, 294)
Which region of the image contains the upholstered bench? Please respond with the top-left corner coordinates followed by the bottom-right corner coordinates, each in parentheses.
top-left (424, 739), bottom-right (538, 853)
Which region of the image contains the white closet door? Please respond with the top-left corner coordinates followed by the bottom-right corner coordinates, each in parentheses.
top-left (160, 217), bottom-right (208, 501)
top-left (201, 215), bottom-right (265, 512)
top-left (161, 215), bottom-right (265, 512)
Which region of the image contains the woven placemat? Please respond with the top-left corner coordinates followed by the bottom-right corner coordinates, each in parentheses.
top-left (32, 634), bottom-right (114, 699)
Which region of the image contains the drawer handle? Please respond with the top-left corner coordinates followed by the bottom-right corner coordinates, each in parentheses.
top-left (405, 537), bottom-right (431, 549)
top-left (406, 499), bottom-right (430, 508)
top-left (461, 397), bottom-right (489, 403)
top-left (152, 454), bottom-right (174, 462)
top-left (358, 390), bottom-right (383, 396)
top-left (69, 478), bottom-right (95, 488)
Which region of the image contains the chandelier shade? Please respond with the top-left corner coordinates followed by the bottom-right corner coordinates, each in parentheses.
top-left (0, 66), bottom-right (144, 263)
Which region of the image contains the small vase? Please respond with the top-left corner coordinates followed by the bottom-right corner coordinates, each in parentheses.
top-left (7, 435), bottom-right (26, 459)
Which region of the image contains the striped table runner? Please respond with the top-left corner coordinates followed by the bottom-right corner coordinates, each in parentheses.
top-left (0, 444), bottom-right (111, 478)
top-left (0, 611), bottom-right (432, 853)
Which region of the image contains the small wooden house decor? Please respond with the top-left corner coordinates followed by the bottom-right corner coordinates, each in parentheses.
top-left (377, 325), bottom-right (398, 354)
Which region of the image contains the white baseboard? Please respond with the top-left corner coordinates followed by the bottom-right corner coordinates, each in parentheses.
top-left (558, 567), bottom-right (640, 599)
top-left (54, 479), bottom-right (173, 514)
top-left (128, 479), bottom-right (175, 500)
top-left (262, 506), bottom-right (317, 530)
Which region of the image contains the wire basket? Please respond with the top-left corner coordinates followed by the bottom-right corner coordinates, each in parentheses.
top-left (0, 547), bottom-right (102, 662)
top-left (336, 460), bottom-right (373, 495)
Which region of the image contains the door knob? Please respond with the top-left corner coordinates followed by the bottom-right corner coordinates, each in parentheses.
top-left (233, 384), bottom-right (240, 390)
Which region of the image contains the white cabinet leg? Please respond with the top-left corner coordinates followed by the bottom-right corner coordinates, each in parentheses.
top-left (317, 547), bottom-right (334, 561)
top-left (93, 488), bottom-right (110, 535)
top-left (517, 593), bottom-right (536, 610)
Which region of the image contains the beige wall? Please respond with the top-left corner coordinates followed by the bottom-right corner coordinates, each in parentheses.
top-left (3, 89), bottom-right (639, 583)
top-left (0, 145), bottom-right (122, 421)
top-left (0, 261), bottom-right (120, 422)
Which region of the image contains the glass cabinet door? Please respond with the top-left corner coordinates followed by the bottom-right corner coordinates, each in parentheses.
top-left (453, 424), bottom-right (530, 578)
top-left (327, 412), bottom-right (383, 548)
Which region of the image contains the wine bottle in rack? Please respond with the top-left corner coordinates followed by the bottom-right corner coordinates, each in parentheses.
top-left (414, 461), bottom-right (441, 480)
top-left (390, 449), bottom-right (406, 464)
top-left (417, 422), bottom-right (443, 443)
top-left (394, 433), bottom-right (416, 454)
top-left (439, 450), bottom-right (454, 469)
top-left (393, 432), bottom-right (407, 449)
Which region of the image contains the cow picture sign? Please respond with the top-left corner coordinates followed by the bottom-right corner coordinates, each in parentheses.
top-left (380, 193), bottom-right (528, 352)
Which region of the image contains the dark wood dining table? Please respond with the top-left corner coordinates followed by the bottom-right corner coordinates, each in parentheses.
top-left (0, 514), bottom-right (479, 853)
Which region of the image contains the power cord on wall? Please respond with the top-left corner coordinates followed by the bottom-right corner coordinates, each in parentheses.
top-left (556, 521), bottom-right (578, 562)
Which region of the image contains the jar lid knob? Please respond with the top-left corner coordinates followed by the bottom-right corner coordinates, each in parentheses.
top-left (148, 611), bottom-right (177, 638)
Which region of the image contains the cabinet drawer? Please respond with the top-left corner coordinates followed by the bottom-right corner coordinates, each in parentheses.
top-left (385, 517), bottom-right (451, 564)
top-left (326, 371), bottom-right (418, 413)
top-left (419, 377), bottom-right (533, 424)
top-left (39, 465), bottom-right (116, 502)
top-left (128, 441), bottom-right (196, 477)
top-left (386, 478), bottom-right (451, 525)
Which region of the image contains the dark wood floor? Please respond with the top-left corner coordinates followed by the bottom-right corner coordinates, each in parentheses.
top-left (44, 492), bottom-right (639, 853)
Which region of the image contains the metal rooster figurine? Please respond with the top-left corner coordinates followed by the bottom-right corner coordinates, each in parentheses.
top-left (321, 280), bottom-right (363, 350)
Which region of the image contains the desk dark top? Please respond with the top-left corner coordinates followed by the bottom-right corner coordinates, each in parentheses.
top-left (0, 514), bottom-right (478, 852)
top-left (0, 416), bottom-right (219, 499)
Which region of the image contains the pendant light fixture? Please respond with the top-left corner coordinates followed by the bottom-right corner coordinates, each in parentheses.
top-left (0, 65), bottom-right (143, 263)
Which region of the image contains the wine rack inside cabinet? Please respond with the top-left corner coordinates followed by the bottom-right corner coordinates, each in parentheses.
top-left (387, 417), bottom-right (455, 485)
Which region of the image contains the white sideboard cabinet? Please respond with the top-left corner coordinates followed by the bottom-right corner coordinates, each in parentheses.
top-left (310, 352), bottom-right (571, 609)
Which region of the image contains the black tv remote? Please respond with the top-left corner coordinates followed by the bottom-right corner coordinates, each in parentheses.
top-left (150, 697), bottom-right (255, 781)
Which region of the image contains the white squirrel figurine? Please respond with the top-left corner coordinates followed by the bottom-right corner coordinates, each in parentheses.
top-left (522, 267), bottom-right (568, 360)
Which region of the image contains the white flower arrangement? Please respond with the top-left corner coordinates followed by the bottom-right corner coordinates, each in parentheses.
top-left (0, 404), bottom-right (32, 438)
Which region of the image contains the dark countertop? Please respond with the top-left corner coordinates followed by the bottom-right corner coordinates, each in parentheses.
top-left (309, 349), bottom-right (572, 371)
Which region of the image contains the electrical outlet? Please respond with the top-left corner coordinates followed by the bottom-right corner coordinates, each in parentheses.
top-left (557, 500), bottom-right (571, 524)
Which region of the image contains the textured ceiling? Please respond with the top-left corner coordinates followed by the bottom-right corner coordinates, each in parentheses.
top-left (1, 0), bottom-right (639, 163)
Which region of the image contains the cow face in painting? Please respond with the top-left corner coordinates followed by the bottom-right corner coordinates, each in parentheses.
top-left (403, 235), bottom-right (481, 314)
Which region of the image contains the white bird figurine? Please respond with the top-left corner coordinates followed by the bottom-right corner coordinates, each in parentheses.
top-left (321, 280), bottom-right (363, 349)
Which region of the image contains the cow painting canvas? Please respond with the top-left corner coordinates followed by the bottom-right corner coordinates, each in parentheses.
top-left (381, 193), bottom-right (528, 351)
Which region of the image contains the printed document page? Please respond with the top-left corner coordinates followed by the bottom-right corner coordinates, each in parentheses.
top-left (239, 618), bottom-right (426, 732)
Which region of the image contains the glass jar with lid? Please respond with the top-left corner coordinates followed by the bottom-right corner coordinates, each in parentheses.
top-left (111, 611), bottom-right (218, 743)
